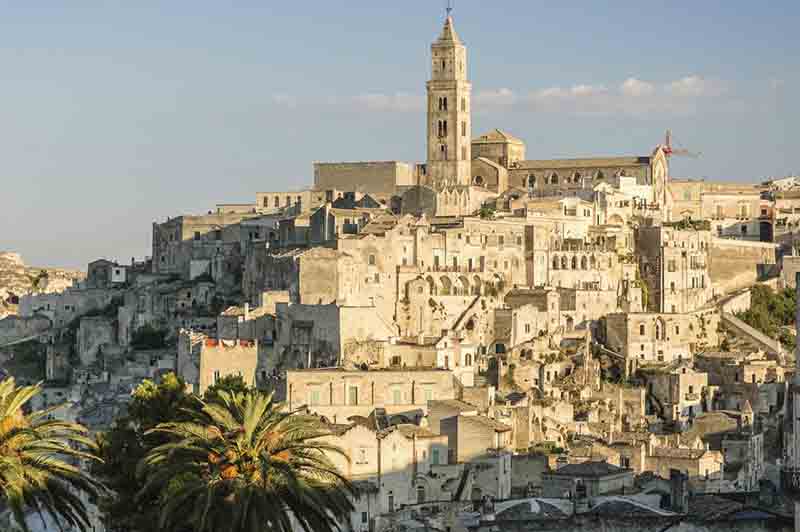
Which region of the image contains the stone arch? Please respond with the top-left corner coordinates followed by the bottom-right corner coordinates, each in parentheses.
top-left (655, 317), bottom-right (666, 341)
top-left (552, 255), bottom-right (560, 270)
top-left (440, 276), bottom-right (453, 296)
top-left (560, 256), bottom-right (568, 269)
top-left (580, 256), bottom-right (588, 270)
top-left (472, 275), bottom-right (482, 295)
top-left (550, 172), bottom-right (559, 185)
top-left (426, 275), bottom-right (437, 296)
top-left (608, 214), bottom-right (625, 226)
top-left (458, 275), bottom-right (470, 295)
top-left (571, 256), bottom-right (578, 270)
top-left (573, 171), bottom-right (582, 183)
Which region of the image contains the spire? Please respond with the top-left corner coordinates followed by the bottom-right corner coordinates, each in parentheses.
top-left (742, 399), bottom-right (753, 413)
top-left (437, 16), bottom-right (461, 44)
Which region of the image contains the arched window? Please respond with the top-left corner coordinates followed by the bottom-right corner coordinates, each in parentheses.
top-left (527, 175), bottom-right (536, 189)
top-left (596, 170), bottom-right (605, 180)
top-left (417, 484), bottom-right (426, 504)
top-left (571, 256), bottom-right (578, 269)
top-left (639, 324), bottom-right (645, 336)
top-left (551, 173), bottom-right (559, 185)
top-left (590, 255), bottom-right (597, 269)
top-left (474, 176), bottom-right (484, 186)
top-left (561, 256), bottom-right (568, 269)
top-left (573, 172), bottom-right (582, 183)
top-left (553, 256), bottom-right (559, 270)
top-left (580, 256), bottom-right (588, 270)
top-left (443, 120), bottom-right (448, 137)
top-left (443, 97), bottom-right (448, 111)
top-left (465, 353), bottom-right (472, 366)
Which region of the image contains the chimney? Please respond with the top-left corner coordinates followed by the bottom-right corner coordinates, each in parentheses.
top-left (670, 469), bottom-right (688, 514)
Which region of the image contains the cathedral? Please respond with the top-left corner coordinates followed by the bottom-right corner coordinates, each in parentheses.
top-left (315, 14), bottom-right (671, 219)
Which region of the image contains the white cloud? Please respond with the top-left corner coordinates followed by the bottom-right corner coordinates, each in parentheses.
top-left (666, 75), bottom-right (725, 97)
top-left (621, 77), bottom-right (655, 97)
top-left (353, 92), bottom-right (424, 112)
top-left (474, 88), bottom-right (516, 107)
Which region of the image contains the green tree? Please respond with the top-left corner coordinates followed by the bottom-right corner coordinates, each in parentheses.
top-left (92, 373), bottom-right (194, 531)
top-left (138, 389), bottom-right (354, 532)
top-left (203, 374), bottom-right (250, 405)
top-left (0, 377), bottom-right (102, 531)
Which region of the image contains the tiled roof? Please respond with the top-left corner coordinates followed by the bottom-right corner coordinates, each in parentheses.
top-left (549, 460), bottom-right (630, 478)
top-left (463, 414), bottom-right (512, 432)
top-left (650, 447), bottom-right (706, 460)
top-left (514, 156), bottom-right (650, 170)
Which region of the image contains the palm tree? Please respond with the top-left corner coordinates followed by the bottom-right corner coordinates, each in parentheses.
top-left (138, 389), bottom-right (355, 532)
top-left (0, 377), bottom-right (102, 531)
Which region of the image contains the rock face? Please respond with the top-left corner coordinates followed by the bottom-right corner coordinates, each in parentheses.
top-left (0, 252), bottom-right (85, 318)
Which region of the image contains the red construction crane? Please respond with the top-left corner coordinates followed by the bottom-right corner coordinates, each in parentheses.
top-left (663, 129), bottom-right (701, 158)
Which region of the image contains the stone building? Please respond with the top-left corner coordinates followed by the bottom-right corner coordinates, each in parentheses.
top-left (636, 223), bottom-right (713, 314)
top-left (541, 461), bottom-right (634, 498)
top-left (285, 367), bottom-right (458, 422)
top-left (604, 310), bottom-right (720, 373)
top-left (440, 413), bottom-right (512, 464)
top-left (177, 329), bottom-right (259, 394)
top-left (640, 360), bottom-right (709, 423)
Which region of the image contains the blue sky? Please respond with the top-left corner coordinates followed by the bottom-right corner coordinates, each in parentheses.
top-left (0, 1), bottom-right (796, 268)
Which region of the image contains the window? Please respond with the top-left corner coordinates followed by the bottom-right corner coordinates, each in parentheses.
top-left (432, 448), bottom-right (440, 465)
top-left (361, 512), bottom-right (368, 524)
top-left (461, 121), bottom-right (466, 137)
top-left (309, 389), bottom-right (321, 405)
top-left (668, 260), bottom-right (677, 272)
top-left (424, 387), bottom-right (434, 402)
top-left (213, 370), bottom-right (220, 383)
top-left (461, 97), bottom-right (466, 111)
top-left (517, 236), bottom-right (522, 246)
top-left (347, 386), bottom-right (358, 406)
top-left (462, 146), bottom-right (467, 160)
top-left (388, 492), bottom-right (395, 513)
top-left (639, 324), bottom-right (645, 336)
top-left (392, 389), bottom-right (402, 405)
top-left (499, 235), bottom-right (505, 246)
top-left (417, 485), bottom-right (426, 504)
top-left (675, 325), bottom-right (680, 335)
top-left (193, 231), bottom-right (201, 241)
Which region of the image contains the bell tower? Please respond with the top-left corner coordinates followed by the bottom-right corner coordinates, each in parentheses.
top-left (426, 15), bottom-right (471, 188)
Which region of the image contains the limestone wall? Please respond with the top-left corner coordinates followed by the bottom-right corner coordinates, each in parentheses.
top-left (708, 238), bottom-right (778, 295)
top-left (313, 161), bottom-right (412, 195)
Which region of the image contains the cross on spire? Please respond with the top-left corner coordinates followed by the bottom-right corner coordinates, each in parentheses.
top-left (446, 0), bottom-right (454, 18)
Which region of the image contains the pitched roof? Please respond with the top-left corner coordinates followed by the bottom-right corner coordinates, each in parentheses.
top-left (462, 414), bottom-right (512, 432)
top-left (549, 460), bottom-right (630, 478)
top-left (436, 16), bottom-right (461, 44)
top-left (514, 156), bottom-right (650, 171)
top-left (473, 129), bottom-right (523, 144)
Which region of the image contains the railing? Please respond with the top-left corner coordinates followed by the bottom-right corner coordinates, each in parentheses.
top-left (781, 467), bottom-right (800, 497)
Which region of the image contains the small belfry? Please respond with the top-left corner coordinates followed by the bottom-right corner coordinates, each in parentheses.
top-left (426, 13), bottom-right (472, 190)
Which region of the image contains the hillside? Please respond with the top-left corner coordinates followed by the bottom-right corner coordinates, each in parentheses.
top-left (0, 252), bottom-right (85, 318)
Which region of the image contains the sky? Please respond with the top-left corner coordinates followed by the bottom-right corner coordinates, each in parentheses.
top-left (0, 1), bottom-right (797, 268)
